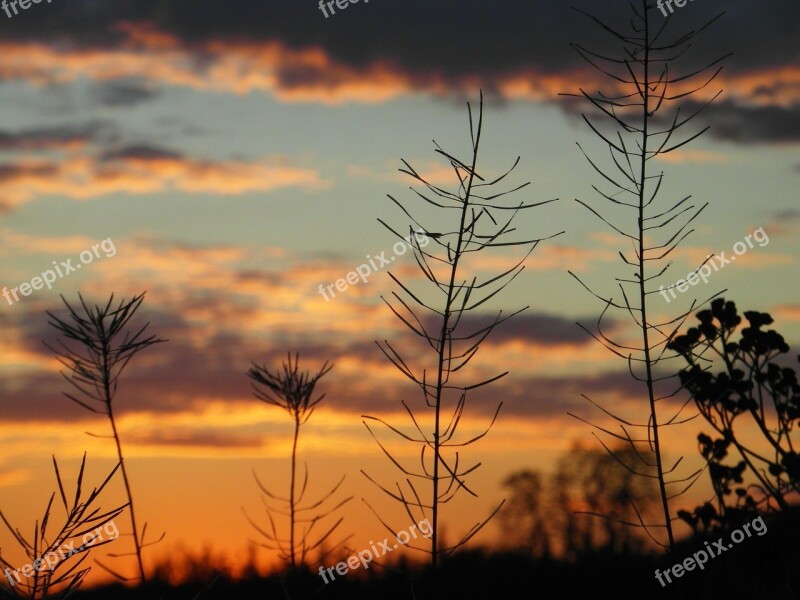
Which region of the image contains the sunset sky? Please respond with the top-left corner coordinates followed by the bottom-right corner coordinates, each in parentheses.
top-left (0, 0), bottom-right (798, 586)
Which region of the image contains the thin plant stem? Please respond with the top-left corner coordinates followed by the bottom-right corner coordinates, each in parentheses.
top-left (637, 4), bottom-right (674, 548)
top-left (431, 113), bottom-right (482, 571)
top-left (107, 401), bottom-right (146, 582)
top-left (289, 414), bottom-right (300, 571)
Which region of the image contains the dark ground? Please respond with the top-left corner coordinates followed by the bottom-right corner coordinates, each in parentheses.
top-left (66, 511), bottom-right (800, 600)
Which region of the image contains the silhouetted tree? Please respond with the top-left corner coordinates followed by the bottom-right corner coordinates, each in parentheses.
top-left (497, 470), bottom-right (551, 557)
top-left (500, 443), bottom-right (660, 561)
top-left (552, 443), bottom-right (659, 558)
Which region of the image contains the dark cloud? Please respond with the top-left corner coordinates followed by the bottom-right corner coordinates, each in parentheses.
top-left (92, 80), bottom-right (159, 108)
top-left (773, 208), bottom-right (800, 220)
top-left (0, 162), bottom-right (58, 180)
top-left (124, 428), bottom-right (266, 449)
top-left (698, 100), bottom-right (800, 144)
top-left (492, 370), bottom-right (647, 419)
top-left (0, 292), bottom-right (636, 426)
top-left (73, 1), bottom-right (800, 74)
top-left (0, 1), bottom-right (796, 146)
top-left (620, 98), bottom-right (800, 145)
top-left (323, 365), bottom-right (659, 421)
top-left (423, 312), bottom-right (605, 347)
top-left (0, 122), bottom-right (114, 152)
top-left (99, 144), bottom-right (184, 162)
top-left (1, 0), bottom-right (795, 88)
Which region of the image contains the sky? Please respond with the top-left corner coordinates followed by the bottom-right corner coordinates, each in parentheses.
top-left (0, 0), bottom-right (798, 587)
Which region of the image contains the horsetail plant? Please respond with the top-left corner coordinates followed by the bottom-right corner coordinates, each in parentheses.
top-left (361, 92), bottom-right (562, 595)
top-left (44, 292), bottom-right (165, 583)
top-left (245, 353), bottom-right (352, 573)
top-left (563, 0), bottom-right (729, 550)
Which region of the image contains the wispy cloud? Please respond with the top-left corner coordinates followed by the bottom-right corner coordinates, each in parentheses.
top-left (656, 149), bottom-right (729, 164)
top-left (0, 136), bottom-right (323, 209)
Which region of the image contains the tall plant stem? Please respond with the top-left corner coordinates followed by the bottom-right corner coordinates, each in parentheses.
top-left (289, 415), bottom-right (301, 571)
top-left (431, 116), bottom-right (483, 571)
top-left (105, 370), bottom-right (146, 582)
top-left (637, 0), bottom-right (674, 550)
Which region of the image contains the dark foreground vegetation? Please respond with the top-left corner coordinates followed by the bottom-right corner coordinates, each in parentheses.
top-left (66, 508), bottom-right (800, 600)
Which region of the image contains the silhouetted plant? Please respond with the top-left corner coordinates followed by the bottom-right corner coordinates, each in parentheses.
top-left (45, 293), bottom-right (165, 583)
top-left (245, 353), bottom-right (351, 572)
top-left (563, 0), bottom-right (729, 550)
top-left (361, 90), bottom-right (562, 592)
top-left (0, 454), bottom-right (125, 599)
top-left (668, 298), bottom-right (799, 533)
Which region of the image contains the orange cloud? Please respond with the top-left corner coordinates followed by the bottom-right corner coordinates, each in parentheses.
top-left (0, 152), bottom-right (323, 209)
top-left (772, 304), bottom-right (800, 322)
top-left (656, 149), bottom-right (728, 164)
top-left (0, 468), bottom-right (30, 487)
top-left (466, 245), bottom-right (616, 273)
top-left (663, 243), bottom-right (795, 270)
